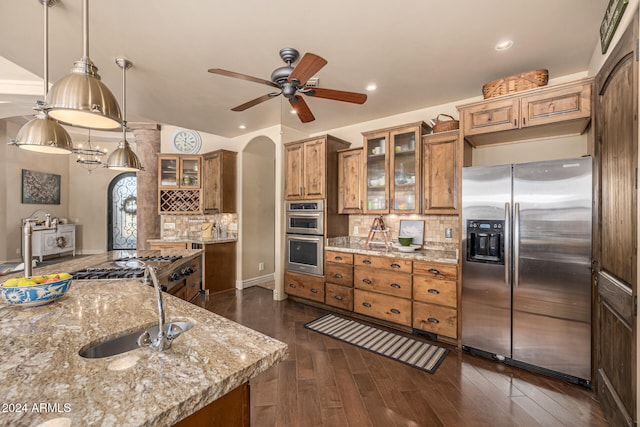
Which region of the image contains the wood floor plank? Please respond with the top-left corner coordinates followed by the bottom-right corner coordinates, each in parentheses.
top-left (196, 287), bottom-right (609, 427)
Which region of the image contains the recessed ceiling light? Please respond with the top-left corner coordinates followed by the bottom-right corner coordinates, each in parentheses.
top-left (366, 84), bottom-right (377, 91)
top-left (238, 124), bottom-right (246, 129)
top-left (290, 109), bottom-right (297, 114)
top-left (495, 40), bottom-right (514, 51)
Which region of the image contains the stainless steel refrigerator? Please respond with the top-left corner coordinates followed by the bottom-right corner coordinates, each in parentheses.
top-left (461, 157), bottom-right (592, 385)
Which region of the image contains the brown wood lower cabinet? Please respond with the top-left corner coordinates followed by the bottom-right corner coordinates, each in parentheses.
top-left (284, 271), bottom-right (325, 303)
top-left (354, 289), bottom-right (412, 327)
top-left (325, 283), bottom-right (354, 311)
top-left (173, 382), bottom-right (249, 427)
top-left (203, 242), bottom-right (236, 294)
top-left (413, 302), bottom-right (457, 338)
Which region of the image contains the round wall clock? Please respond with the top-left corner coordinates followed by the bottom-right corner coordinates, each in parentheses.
top-left (170, 129), bottom-right (202, 154)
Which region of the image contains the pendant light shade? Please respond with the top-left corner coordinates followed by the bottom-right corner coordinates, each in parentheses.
top-left (46, 0), bottom-right (121, 129)
top-left (105, 57), bottom-right (143, 172)
top-left (13, 111), bottom-right (73, 154)
top-left (105, 140), bottom-right (143, 171)
top-left (10, 0), bottom-right (73, 154)
top-left (47, 59), bottom-right (122, 129)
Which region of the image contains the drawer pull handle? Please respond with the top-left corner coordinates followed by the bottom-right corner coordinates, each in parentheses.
top-left (391, 263), bottom-right (401, 269)
top-left (428, 268), bottom-right (441, 275)
top-left (363, 260), bottom-right (372, 265)
top-left (335, 256), bottom-right (343, 261)
top-left (289, 283), bottom-right (296, 288)
top-left (390, 308), bottom-right (401, 314)
top-left (311, 288), bottom-right (318, 293)
top-left (390, 283), bottom-right (401, 289)
top-left (334, 273), bottom-right (343, 279)
top-left (362, 302), bottom-right (372, 308)
top-left (362, 278), bottom-right (372, 284)
top-left (428, 317), bottom-right (440, 324)
top-left (427, 288), bottom-right (440, 294)
top-left (335, 295), bottom-right (344, 301)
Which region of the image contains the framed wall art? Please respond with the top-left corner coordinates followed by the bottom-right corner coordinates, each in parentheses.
top-left (21, 169), bottom-right (61, 205)
top-left (399, 219), bottom-right (425, 246)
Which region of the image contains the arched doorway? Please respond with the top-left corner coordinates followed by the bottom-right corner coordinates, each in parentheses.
top-left (107, 172), bottom-right (137, 250)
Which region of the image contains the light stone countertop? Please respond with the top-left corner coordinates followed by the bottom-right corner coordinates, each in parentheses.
top-left (0, 278), bottom-right (288, 426)
top-left (147, 238), bottom-right (238, 245)
top-left (325, 237), bottom-right (458, 264)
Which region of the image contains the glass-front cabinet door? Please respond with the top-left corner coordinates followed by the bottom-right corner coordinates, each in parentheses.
top-left (159, 157), bottom-right (178, 187)
top-left (363, 131), bottom-right (389, 213)
top-left (390, 128), bottom-right (420, 214)
top-left (180, 156), bottom-right (200, 188)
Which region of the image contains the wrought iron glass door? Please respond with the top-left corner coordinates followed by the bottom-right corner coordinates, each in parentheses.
top-left (108, 172), bottom-right (137, 250)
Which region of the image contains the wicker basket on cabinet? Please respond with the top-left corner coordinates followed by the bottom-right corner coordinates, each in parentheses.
top-left (482, 69), bottom-right (549, 98)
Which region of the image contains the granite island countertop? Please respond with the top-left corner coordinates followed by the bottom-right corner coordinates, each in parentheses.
top-left (0, 249), bottom-right (204, 281)
top-left (326, 237), bottom-right (458, 264)
top-left (148, 237), bottom-right (237, 245)
top-left (0, 278), bottom-right (288, 426)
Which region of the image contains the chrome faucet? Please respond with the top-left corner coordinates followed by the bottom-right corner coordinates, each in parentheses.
top-left (22, 218), bottom-right (57, 278)
top-left (138, 266), bottom-right (184, 351)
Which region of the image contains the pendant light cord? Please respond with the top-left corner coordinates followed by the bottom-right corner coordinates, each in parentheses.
top-left (43, 0), bottom-right (48, 97)
top-left (82, 0), bottom-right (89, 60)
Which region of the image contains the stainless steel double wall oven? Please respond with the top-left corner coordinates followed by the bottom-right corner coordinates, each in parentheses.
top-left (285, 200), bottom-right (324, 276)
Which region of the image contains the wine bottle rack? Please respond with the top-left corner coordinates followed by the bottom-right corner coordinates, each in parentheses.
top-left (159, 189), bottom-right (202, 214)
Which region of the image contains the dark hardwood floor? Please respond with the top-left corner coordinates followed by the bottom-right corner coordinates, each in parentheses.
top-left (196, 287), bottom-right (608, 427)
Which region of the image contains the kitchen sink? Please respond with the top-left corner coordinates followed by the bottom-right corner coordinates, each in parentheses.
top-left (79, 321), bottom-right (194, 359)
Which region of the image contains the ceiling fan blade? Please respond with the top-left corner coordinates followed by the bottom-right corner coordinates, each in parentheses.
top-left (305, 87), bottom-right (367, 104)
top-left (289, 96), bottom-right (315, 123)
top-left (208, 68), bottom-right (279, 88)
top-left (288, 53), bottom-right (327, 85)
top-left (231, 93), bottom-right (280, 112)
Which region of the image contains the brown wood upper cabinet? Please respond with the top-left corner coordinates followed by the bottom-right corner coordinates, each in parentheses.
top-left (284, 135), bottom-right (351, 201)
top-left (422, 130), bottom-right (460, 214)
top-left (202, 149), bottom-right (237, 213)
top-left (158, 155), bottom-right (203, 214)
top-left (458, 78), bottom-right (593, 146)
top-left (362, 122), bottom-right (431, 214)
top-left (337, 148), bottom-right (364, 214)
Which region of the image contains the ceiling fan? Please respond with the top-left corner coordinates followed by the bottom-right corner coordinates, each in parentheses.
top-left (208, 48), bottom-right (367, 123)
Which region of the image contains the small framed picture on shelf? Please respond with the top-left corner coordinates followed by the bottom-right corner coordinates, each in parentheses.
top-left (398, 219), bottom-right (424, 246)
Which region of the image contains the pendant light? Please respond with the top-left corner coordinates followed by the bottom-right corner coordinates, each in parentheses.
top-left (46, 0), bottom-right (122, 129)
top-left (9, 0), bottom-right (73, 154)
top-left (104, 58), bottom-right (143, 172)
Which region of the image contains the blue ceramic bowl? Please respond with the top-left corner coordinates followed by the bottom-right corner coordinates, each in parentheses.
top-left (0, 277), bottom-right (72, 307)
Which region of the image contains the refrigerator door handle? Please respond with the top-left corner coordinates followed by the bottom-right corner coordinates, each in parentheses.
top-left (514, 202), bottom-right (520, 288)
top-left (504, 202), bottom-right (510, 287)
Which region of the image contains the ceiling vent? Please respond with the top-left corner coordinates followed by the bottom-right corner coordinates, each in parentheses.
top-left (304, 77), bottom-right (319, 88)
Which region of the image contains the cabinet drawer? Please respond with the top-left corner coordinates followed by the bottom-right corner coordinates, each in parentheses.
top-left (354, 290), bottom-right (412, 327)
top-left (325, 250), bottom-right (354, 265)
top-left (520, 82), bottom-right (591, 128)
top-left (284, 271), bottom-right (325, 303)
top-left (461, 98), bottom-right (519, 136)
top-left (354, 267), bottom-right (412, 299)
top-left (324, 263), bottom-right (353, 287)
top-left (413, 261), bottom-right (457, 281)
top-left (413, 276), bottom-right (456, 308)
top-left (354, 254), bottom-right (412, 273)
top-left (413, 301), bottom-right (457, 339)
top-left (325, 283), bottom-right (354, 311)
top-left (149, 241), bottom-right (189, 250)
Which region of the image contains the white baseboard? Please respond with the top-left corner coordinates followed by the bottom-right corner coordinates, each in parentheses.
top-left (236, 273), bottom-right (275, 290)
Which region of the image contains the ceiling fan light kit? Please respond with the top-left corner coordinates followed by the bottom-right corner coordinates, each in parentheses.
top-left (208, 47), bottom-right (367, 123)
top-left (47, 0), bottom-right (122, 130)
top-left (10, 0), bottom-right (73, 154)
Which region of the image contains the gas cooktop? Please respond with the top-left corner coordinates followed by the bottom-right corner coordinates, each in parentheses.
top-left (70, 255), bottom-right (184, 280)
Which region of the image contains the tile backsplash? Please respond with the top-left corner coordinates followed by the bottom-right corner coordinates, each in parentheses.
top-left (161, 213), bottom-right (238, 240)
top-left (348, 214), bottom-right (459, 246)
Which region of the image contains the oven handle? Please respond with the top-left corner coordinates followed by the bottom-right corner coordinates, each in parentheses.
top-left (288, 235), bottom-right (323, 242)
top-left (288, 213), bottom-right (323, 218)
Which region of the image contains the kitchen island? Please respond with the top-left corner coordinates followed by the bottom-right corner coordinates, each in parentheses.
top-left (0, 255), bottom-right (288, 426)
